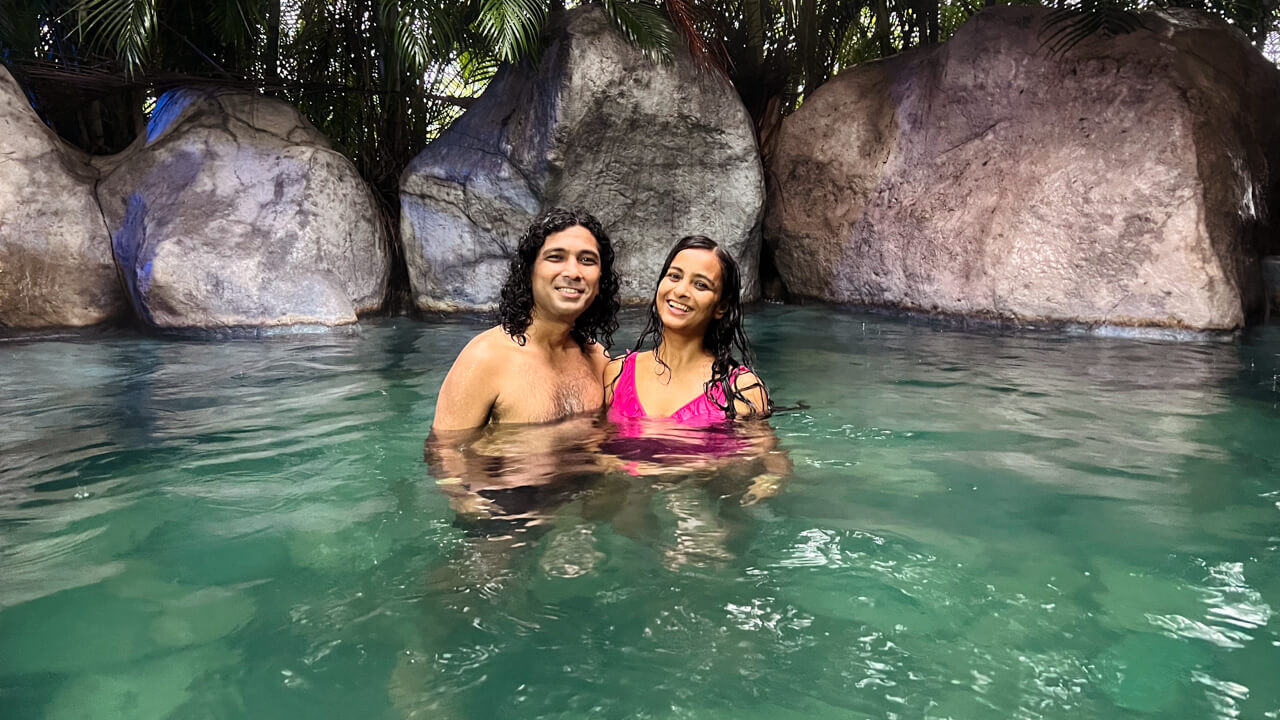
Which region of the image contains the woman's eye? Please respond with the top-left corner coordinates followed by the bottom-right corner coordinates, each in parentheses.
top-left (695, 281), bottom-right (709, 291)
top-left (666, 272), bottom-right (680, 281)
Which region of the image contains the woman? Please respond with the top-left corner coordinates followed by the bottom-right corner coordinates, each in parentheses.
top-left (605, 235), bottom-right (770, 422)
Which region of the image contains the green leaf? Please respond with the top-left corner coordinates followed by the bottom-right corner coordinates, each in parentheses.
top-left (64, 0), bottom-right (156, 73)
top-left (475, 0), bottom-right (546, 64)
top-left (605, 0), bottom-right (677, 63)
top-left (381, 0), bottom-right (466, 72)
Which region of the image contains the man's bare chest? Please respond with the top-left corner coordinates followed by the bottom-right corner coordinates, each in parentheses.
top-left (492, 353), bottom-right (602, 424)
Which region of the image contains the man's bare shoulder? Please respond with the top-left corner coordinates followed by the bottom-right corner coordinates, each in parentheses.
top-left (456, 326), bottom-right (524, 364)
top-left (432, 327), bottom-right (521, 432)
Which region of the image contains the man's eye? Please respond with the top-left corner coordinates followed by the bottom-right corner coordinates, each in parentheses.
top-left (545, 254), bottom-right (563, 261)
top-left (581, 256), bottom-right (598, 265)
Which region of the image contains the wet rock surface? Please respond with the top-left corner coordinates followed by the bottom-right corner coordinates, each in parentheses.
top-left (400, 5), bottom-right (763, 310)
top-left (95, 89), bottom-right (389, 329)
top-left (765, 7), bottom-right (1280, 330)
top-left (0, 67), bottom-right (127, 328)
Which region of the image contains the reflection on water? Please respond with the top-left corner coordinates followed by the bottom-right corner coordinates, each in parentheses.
top-left (425, 414), bottom-right (787, 567)
top-left (0, 308), bottom-right (1278, 719)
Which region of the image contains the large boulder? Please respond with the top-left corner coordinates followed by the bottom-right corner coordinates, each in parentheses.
top-left (765, 7), bottom-right (1280, 330)
top-left (95, 89), bottom-right (389, 329)
top-left (400, 6), bottom-right (763, 310)
top-left (0, 67), bottom-right (126, 328)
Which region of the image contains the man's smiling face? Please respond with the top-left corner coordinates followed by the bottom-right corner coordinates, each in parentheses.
top-left (530, 224), bottom-right (602, 323)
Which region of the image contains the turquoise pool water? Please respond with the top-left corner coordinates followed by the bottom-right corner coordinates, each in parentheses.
top-left (1, 307), bottom-right (1278, 719)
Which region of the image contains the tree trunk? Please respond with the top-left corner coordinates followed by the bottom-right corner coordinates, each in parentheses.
top-left (875, 0), bottom-right (892, 56)
top-left (265, 0), bottom-right (281, 83)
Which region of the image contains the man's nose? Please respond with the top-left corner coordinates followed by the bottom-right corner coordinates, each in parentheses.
top-left (562, 258), bottom-right (583, 279)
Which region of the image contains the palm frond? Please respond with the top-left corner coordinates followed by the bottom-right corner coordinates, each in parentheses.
top-left (475, 0), bottom-right (546, 64)
top-left (207, 0), bottom-right (260, 53)
top-left (457, 49), bottom-right (500, 84)
top-left (604, 0), bottom-right (676, 63)
top-left (381, 0), bottom-right (463, 72)
top-left (662, 0), bottom-right (725, 72)
top-left (0, 0), bottom-right (16, 47)
top-left (65, 0), bottom-right (156, 73)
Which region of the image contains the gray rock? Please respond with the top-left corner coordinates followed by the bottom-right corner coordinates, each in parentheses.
top-left (400, 6), bottom-right (763, 310)
top-left (765, 7), bottom-right (1280, 331)
top-left (1264, 256), bottom-right (1280, 313)
top-left (0, 67), bottom-right (126, 328)
top-left (96, 89), bottom-right (389, 329)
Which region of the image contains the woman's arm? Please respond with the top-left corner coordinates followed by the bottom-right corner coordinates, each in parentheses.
top-left (602, 355), bottom-right (626, 406)
top-left (731, 370), bottom-right (771, 419)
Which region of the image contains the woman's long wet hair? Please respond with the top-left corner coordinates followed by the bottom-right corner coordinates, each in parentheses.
top-left (498, 207), bottom-right (620, 350)
top-left (630, 236), bottom-right (770, 418)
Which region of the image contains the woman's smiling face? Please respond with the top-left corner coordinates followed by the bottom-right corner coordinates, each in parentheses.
top-left (656, 248), bottom-right (725, 334)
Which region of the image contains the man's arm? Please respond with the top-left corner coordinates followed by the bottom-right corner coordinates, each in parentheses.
top-left (431, 334), bottom-right (502, 432)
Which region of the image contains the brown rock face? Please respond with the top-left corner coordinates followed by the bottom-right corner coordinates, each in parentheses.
top-left (765, 7), bottom-right (1280, 330)
top-left (96, 89), bottom-right (389, 329)
top-left (0, 67), bottom-right (126, 328)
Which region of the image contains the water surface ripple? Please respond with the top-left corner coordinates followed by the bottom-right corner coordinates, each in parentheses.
top-left (1, 308), bottom-right (1278, 719)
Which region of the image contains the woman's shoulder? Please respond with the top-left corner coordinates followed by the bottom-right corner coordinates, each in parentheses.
top-left (611, 349), bottom-right (650, 368)
top-left (603, 349), bottom-right (644, 386)
top-left (730, 367), bottom-right (771, 418)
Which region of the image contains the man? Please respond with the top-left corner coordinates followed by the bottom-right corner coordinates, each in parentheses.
top-left (431, 207), bottom-right (620, 431)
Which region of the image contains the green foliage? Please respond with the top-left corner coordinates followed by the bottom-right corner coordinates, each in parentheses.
top-left (70, 0), bottom-right (158, 74)
top-left (476, 0), bottom-right (547, 63)
top-left (2, 0), bottom-right (1276, 178)
top-left (603, 0), bottom-right (676, 62)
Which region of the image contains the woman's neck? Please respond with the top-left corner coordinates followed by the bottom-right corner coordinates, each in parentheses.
top-left (654, 330), bottom-right (711, 372)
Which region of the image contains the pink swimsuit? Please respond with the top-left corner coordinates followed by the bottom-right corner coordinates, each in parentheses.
top-left (607, 352), bottom-right (748, 426)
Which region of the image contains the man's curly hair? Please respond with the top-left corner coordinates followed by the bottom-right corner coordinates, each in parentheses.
top-left (498, 207), bottom-right (620, 350)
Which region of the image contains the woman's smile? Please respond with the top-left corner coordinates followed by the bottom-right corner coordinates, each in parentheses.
top-left (657, 248), bottom-right (724, 330)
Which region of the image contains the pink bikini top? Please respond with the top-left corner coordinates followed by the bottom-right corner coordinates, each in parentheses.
top-left (607, 352), bottom-right (748, 426)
